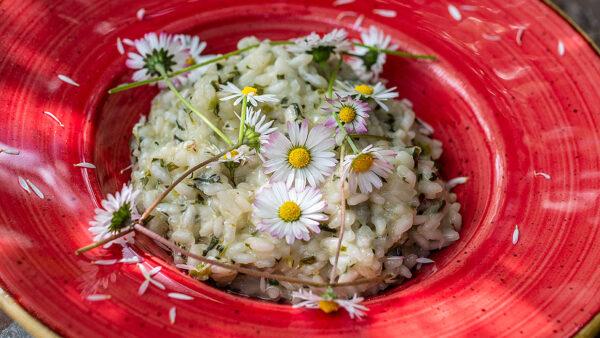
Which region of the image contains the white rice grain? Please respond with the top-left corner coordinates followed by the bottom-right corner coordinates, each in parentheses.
top-left (448, 5), bottom-right (462, 21)
top-left (168, 293), bottom-right (194, 300)
top-left (446, 177), bottom-right (469, 189)
top-left (43, 111), bottom-right (64, 127)
top-left (373, 9), bottom-right (396, 18)
top-left (416, 257), bottom-right (435, 264)
top-left (58, 74), bottom-right (80, 87)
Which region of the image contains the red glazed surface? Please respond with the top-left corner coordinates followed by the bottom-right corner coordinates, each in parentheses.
top-left (1, 0), bottom-right (600, 336)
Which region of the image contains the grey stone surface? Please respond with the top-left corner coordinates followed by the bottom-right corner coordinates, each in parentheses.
top-left (1, 1), bottom-right (598, 336)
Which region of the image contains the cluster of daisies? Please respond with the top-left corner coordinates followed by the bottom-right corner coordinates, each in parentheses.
top-left (86, 25), bottom-right (426, 319)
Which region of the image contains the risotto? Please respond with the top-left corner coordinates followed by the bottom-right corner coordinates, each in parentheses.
top-left (129, 36), bottom-right (462, 301)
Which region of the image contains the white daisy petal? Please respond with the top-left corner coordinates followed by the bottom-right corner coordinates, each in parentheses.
top-left (87, 184), bottom-right (140, 248)
top-left (253, 182), bottom-right (327, 244)
top-left (262, 120), bottom-right (336, 189)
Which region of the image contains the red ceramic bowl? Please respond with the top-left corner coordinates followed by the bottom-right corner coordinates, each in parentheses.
top-left (1, 0), bottom-right (600, 336)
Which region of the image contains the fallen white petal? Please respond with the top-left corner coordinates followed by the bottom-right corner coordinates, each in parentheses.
top-left (58, 74), bottom-right (80, 87)
top-left (533, 171), bottom-right (551, 179)
top-left (448, 5), bottom-right (462, 21)
top-left (169, 306), bottom-right (176, 324)
top-left (92, 259), bottom-right (118, 265)
top-left (27, 180), bottom-right (44, 199)
top-left (482, 34), bottom-right (501, 41)
top-left (446, 177), bottom-right (469, 189)
top-left (122, 38), bottom-right (135, 46)
top-left (416, 257), bottom-right (435, 264)
top-left (513, 225), bottom-right (519, 245)
top-left (120, 164), bottom-right (133, 174)
top-left (416, 118), bottom-right (435, 135)
top-left (86, 294), bottom-right (111, 301)
top-left (18, 176), bottom-right (31, 193)
top-left (150, 279), bottom-right (166, 290)
top-left (333, 0), bottom-right (355, 5)
top-left (149, 266), bottom-right (162, 275)
top-left (352, 14), bottom-right (364, 29)
top-left (516, 28), bottom-right (525, 46)
top-left (558, 40), bottom-right (565, 56)
top-left (74, 162), bottom-right (96, 169)
top-left (117, 37), bottom-right (125, 54)
top-left (168, 293), bottom-right (194, 300)
top-left (119, 256), bottom-right (142, 264)
top-left (336, 11), bottom-right (357, 21)
top-left (1, 148), bottom-right (19, 155)
top-left (138, 280), bottom-right (150, 295)
top-left (43, 111), bottom-right (64, 127)
top-left (136, 8), bottom-right (145, 20)
top-left (373, 9), bottom-right (396, 18)
top-left (459, 5), bottom-right (477, 11)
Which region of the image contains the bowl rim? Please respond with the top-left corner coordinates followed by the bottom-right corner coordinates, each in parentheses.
top-left (1, 0), bottom-right (599, 336)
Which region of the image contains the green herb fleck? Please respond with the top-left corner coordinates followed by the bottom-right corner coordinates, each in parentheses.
top-left (300, 256), bottom-right (317, 266)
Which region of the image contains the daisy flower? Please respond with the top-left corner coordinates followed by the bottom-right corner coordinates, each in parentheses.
top-left (207, 145), bottom-right (253, 169)
top-left (348, 26), bottom-right (398, 82)
top-left (253, 181), bottom-right (327, 244)
top-left (262, 120), bottom-right (336, 188)
top-left (323, 94), bottom-right (371, 134)
top-left (292, 288), bottom-right (369, 319)
top-left (138, 264), bottom-right (165, 295)
top-left (219, 82), bottom-right (279, 107)
top-left (334, 81), bottom-right (399, 112)
top-left (88, 183), bottom-right (140, 248)
top-left (125, 32), bottom-right (187, 86)
top-left (174, 34), bottom-right (215, 84)
top-left (237, 106), bottom-right (278, 151)
top-left (342, 145), bottom-right (396, 194)
top-left (287, 29), bottom-right (352, 63)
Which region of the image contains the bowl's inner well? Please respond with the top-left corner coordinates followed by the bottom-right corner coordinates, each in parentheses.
top-left (92, 5), bottom-right (499, 300)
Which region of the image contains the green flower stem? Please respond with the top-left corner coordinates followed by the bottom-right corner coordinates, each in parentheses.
top-left (329, 143), bottom-right (346, 283)
top-left (349, 134), bottom-right (392, 141)
top-left (108, 41), bottom-right (295, 94)
top-left (238, 95), bottom-right (248, 145)
top-left (333, 114), bottom-right (359, 154)
top-left (157, 66), bottom-right (234, 146)
top-left (327, 56), bottom-right (344, 99)
top-left (74, 227), bottom-right (135, 255)
top-left (75, 145), bottom-right (237, 255)
top-left (352, 42), bottom-right (437, 60)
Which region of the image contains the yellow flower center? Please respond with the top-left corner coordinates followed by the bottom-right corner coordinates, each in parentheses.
top-left (338, 106), bottom-right (356, 123)
top-left (351, 153), bottom-right (374, 173)
top-left (354, 84), bottom-right (374, 96)
top-left (241, 86), bottom-right (257, 95)
top-left (288, 147), bottom-right (310, 168)
top-left (185, 56), bottom-right (196, 66)
top-left (223, 150), bottom-right (239, 160)
top-left (279, 201), bottom-right (301, 222)
top-left (318, 300), bottom-right (340, 313)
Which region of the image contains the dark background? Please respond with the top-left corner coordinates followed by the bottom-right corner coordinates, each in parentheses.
top-left (0, 1), bottom-right (598, 336)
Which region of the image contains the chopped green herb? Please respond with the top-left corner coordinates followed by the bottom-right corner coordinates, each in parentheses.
top-left (300, 256), bottom-right (317, 265)
top-left (175, 120), bottom-right (185, 131)
top-left (277, 74), bottom-right (285, 80)
top-left (166, 162), bottom-right (179, 171)
top-left (174, 135), bottom-right (184, 143)
top-left (340, 246), bottom-right (347, 252)
top-left (267, 279), bottom-right (280, 286)
top-left (203, 236), bottom-right (219, 256)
